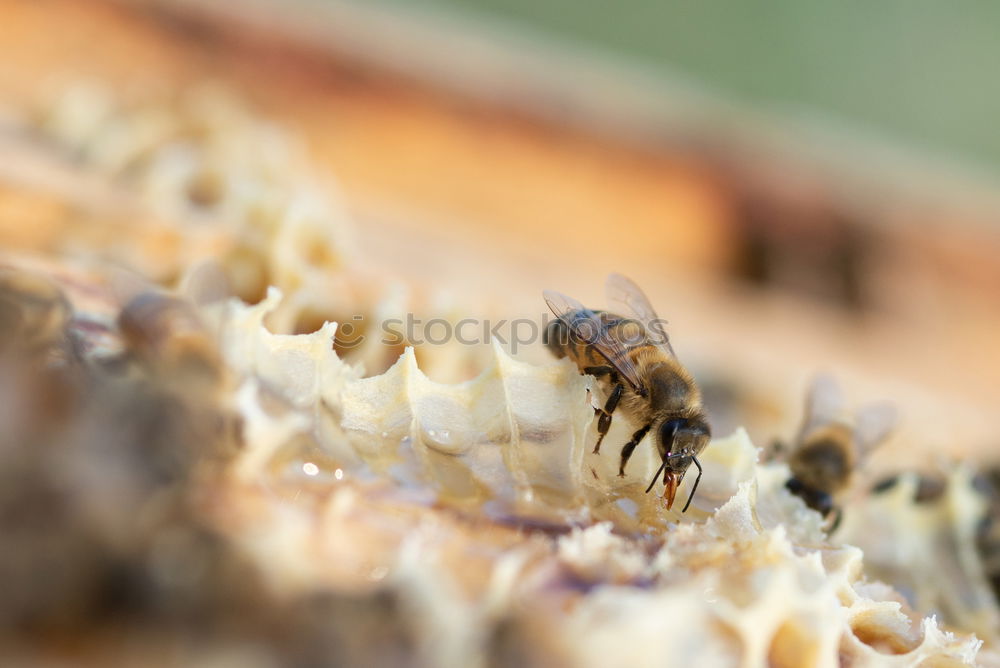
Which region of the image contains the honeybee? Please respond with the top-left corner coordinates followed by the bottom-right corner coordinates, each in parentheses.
top-left (0, 266), bottom-right (71, 356)
top-left (868, 464), bottom-right (1000, 608)
top-left (973, 468), bottom-right (1000, 599)
top-left (543, 273), bottom-right (710, 512)
top-left (781, 375), bottom-right (896, 531)
top-left (118, 290), bottom-right (221, 386)
top-left (114, 261), bottom-right (229, 386)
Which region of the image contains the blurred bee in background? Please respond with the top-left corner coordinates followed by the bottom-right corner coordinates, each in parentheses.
top-left (116, 261), bottom-right (229, 389)
top-left (0, 266), bottom-right (72, 359)
top-left (972, 468), bottom-right (1000, 601)
top-left (543, 274), bottom-right (710, 512)
top-left (879, 465), bottom-right (1000, 603)
top-left (862, 464), bottom-right (1000, 629)
top-left (778, 375), bottom-right (896, 531)
top-left (118, 290), bottom-right (221, 383)
top-left (869, 469), bottom-right (947, 504)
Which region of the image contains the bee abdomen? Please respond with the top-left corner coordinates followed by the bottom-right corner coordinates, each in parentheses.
top-left (791, 439), bottom-right (851, 492)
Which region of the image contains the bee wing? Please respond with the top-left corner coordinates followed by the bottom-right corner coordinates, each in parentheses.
top-left (543, 289), bottom-right (646, 394)
top-left (854, 401), bottom-right (897, 456)
top-left (605, 272), bottom-right (676, 356)
top-left (801, 373), bottom-right (846, 434)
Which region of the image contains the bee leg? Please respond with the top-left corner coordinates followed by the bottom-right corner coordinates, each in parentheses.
top-left (583, 365), bottom-right (613, 377)
top-left (592, 382), bottom-right (623, 454)
top-left (618, 424), bottom-right (651, 477)
top-left (827, 507), bottom-right (843, 534)
top-left (764, 438), bottom-right (787, 463)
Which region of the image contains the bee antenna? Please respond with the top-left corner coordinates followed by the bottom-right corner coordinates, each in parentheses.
top-left (681, 456), bottom-right (703, 513)
top-left (645, 457), bottom-right (668, 495)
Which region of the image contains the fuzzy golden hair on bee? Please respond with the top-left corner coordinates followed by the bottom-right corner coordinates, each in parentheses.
top-left (543, 273), bottom-right (710, 512)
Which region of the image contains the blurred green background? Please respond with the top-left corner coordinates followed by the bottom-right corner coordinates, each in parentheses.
top-left (398, 0), bottom-right (1000, 174)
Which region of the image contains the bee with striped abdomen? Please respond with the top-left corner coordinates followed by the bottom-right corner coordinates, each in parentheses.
top-left (543, 274), bottom-right (710, 512)
top-left (782, 375), bottom-right (896, 531)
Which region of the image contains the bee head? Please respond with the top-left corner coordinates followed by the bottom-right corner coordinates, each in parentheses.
top-left (786, 477), bottom-right (835, 517)
top-left (649, 417), bottom-right (711, 512)
top-left (656, 417), bottom-right (710, 465)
